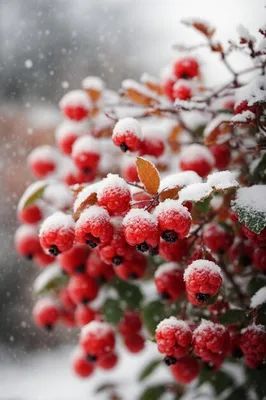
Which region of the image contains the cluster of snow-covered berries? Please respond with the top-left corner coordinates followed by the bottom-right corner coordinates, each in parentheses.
top-left (15, 19), bottom-right (266, 397)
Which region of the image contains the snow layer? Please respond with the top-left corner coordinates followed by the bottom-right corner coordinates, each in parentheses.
top-left (97, 174), bottom-right (129, 199)
top-left (76, 205), bottom-right (110, 226)
top-left (39, 212), bottom-right (75, 235)
top-left (44, 183), bottom-right (73, 210)
top-left (234, 185), bottom-right (266, 214)
top-left (180, 144), bottom-right (215, 164)
top-left (81, 76), bottom-right (105, 91)
top-left (154, 262), bottom-right (180, 278)
top-left (59, 90), bottom-right (92, 109)
top-left (80, 321), bottom-right (112, 339)
top-left (250, 287), bottom-right (266, 308)
top-left (73, 182), bottom-right (101, 213)
top-left (156, 316), bottom-right (190, 332)
top-left (178, 182), bottom-right (213, 203)
top-left (123, 208), bottom-right (157, 226)
top-left (17, 180), bottom-right (48, 212)
top-left (154, 199), bottom-right (191, 218)
top-left (159, 171), bottom-right (202, 191)
top-left (184, 259), bottom-right (222, 281)
top-left (72, 135), bottom-right (101, 156)
top-left (207, 171), bottom-right (239, 191)
top-left (113, 117), bottom-right (143, 139)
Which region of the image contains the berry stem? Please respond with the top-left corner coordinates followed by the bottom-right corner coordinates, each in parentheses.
top-left (219, 257), bottom-right (247, 306)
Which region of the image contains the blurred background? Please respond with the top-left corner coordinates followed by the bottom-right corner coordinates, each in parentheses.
top-left (0, 0), bottom-right (265, 397)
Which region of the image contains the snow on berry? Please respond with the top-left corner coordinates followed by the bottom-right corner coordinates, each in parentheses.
top-left (39, 211), bottom-right (75, 255)
top-left (59, 90), bottom-right (92, 121)
top-left (112, 117), bottom-right (143, 152)
top-left (33, 297), bottom-right (59, 330)
top-left (235, 76), bottom-right (266, 110)
top-left (237, 24), bottom-right (256, 43)
top-left (159, 171), bottom-right (202, 192)
top-left (97, 173), bottom-right (131, 215)
top-left (155, 317), bottom-right (192, 358)
top-left (28, 145), bottom-right (60, 178)
top-left (155, 262), bottom-right (185, 301)
top-left (170, 355), bottom-right (200, 384)
top-left (80, 321), bottom-right (115, 357)
top-left (43, 182), bottom-right (73, 210)
top-left (75, 205), bottom-right (113, 248)
top-left (154, 199), bottom-right (192, 242)
top-left (72, 136), bottom-right (101, 173)
top-left (139, 126), bottom-right (165, 157)
top-left (179, 144), bottom-right (214, 178)
top-left (240, 324), bottom-right (266, 367)
top-left (56, 120), bottom-right (88, 155)
top-left (15, 224), bottom-right (41, 258)
top-left (250, 287), bottom-right (266, 308)
top-left (123, 208), bottom-right (159, 252)
top-left (184, 259), bottom-right (222, 305)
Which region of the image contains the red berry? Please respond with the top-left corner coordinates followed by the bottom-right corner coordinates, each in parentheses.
top-left (39, 212), bottom-right (75, 256)
top-left (155, 263), bottom-right (185, 301)
top-left (72, 136), bottom-right (100, 174)
top-left (112, 118), bottom-right (143, 152)
top-left (118, 310), bottom-right (142, 336)
top-left (56, 120), bottom-right (86, 155)
top-left (173, 57), bottom-right (199, 80)
top-left (242, 224), bottom-right (266, 247)
top-left (97, 174), bottom-right (131, 215)
top-left (75, 206), bottom-right (113, 248)
top-left (170, 356), bottom-right (200, 384)
top-left (33, 298), bottom-right (59, 330)
top-left (184, 259), bottom-right (222, 305)
top-left (172, 81), bottom-right (192, 100)
top-left (210, 144), bottom-right (231, 170)
top-left (159, 239), bottom-right (189, 262)
top-left (68, 274), bottom-right (99, 304)
top-left (154, 200), bottom-right (191, 242)
top-left (155, 317), bottom-right (192, 358)
top-left (59, 287), bottom-right (76, 310)
top-left (59, 90), bottom-right (92, 121)
top-left (139, 127), bottom-right (165, 157)
top-left (28, 146), bottom-right (59, 178)
top-left (18, 204), bottom-right (43, 224)
top-left (180, 144), bottom-right (214, 178)
top-left (75, 304), bottom-right (96, 327)
top-left (193, 320), bottom-right (229, 364)
top-left (240, 325), bottom-right (266, 367)
top-left (203, 223), bottom-right (234, 254)
top-left (58, 244), bottom-right (90, 275)
top-left (72, 350), bottom-right (94, 378)
top-left (229, 239), bottom-right (253, 267)
top-left (15, 225), bottom-right (41, 259)
top-left (161, 76), bottom-right (176, 101)
top-left (86, 250), bottom-right (114, 282)
top-left (121, 160), bottom-right (139, 182)
top-left (124, 334), bottom-right (145, 353)
top-left (97, 352), bottom-right (118, 369)
top-left (253, 247), bottom-right (266, 271)
top-left (80, 321), bottom-right (115, 358)
top-left (34, 249), bottom-right (55, 267)
top-left (114, 252), bottom-right (147, 280)
top-left (123, 209), bottom-right (159, 252)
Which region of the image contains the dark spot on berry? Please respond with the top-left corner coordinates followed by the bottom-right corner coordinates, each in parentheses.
top-left (239, 255), bottom-right (251, 267)
top-left (136, 242), bottom-right (150, 253)
top-left (195, 293), bottom-right (210, 302)
top-left (120, 142), bottom-right (129, 152)
top-left (25, 253), bottom-right (33, 260)
top-left (149, 246), bottom-right (159, 256)
top-left (161, 230), bottom-right (178, 243)
top-left (217, 248), bottom-right (225, 255)
top-left (128, 272), bottom-right (138, 279)
top-left (96, 276), bottom-right (106, 285)
top-left (181, 73), bottom-right (189, 79)
top-left (86, 240), bottom-right (98, 248)
top-left (112, 256), bottom-right (123, 266)
top-left (45, 324), bottom-right (53, 331)
top-left (232, 347), bottom-right (243, 359)
top-left (75, 264), bottom-right (85, 273)
top-left (160, 291), bottom-right (171, 300)
top-left (49, 244), bottom-right (60, 256)
top-left (86, 354), bottom-right (97, 362)
top-left (82, 167), bottom-right (91, 174)
top-left (164, 356), bottom-right (177, 366)
top-left (81, 297), bottom-right (90, 304)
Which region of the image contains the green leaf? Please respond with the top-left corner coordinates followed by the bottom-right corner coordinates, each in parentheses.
top-left (19, 181), bottom-right (48, 210)
top-left (113, 279), bottom-right (143, 309)
top-left (246, 364), bottom-right (266, 398)
top-left (139, 385), bottom-right (165, 400)
top-left (102, 298), bottom-right (123, 325)
top-left (224, 386), bottom-right (248, 400)
top-left (219, 309), bottom-right (246, 325)
top-left (142, 300), bottom-right (165, 335)
top-left (33, 265), bottom-right (69, 295)
top-left (195, 197), bottom-right (211, 214)
top-left (247, 276), bottom-right (266, 297)
top-left (249, 153), bottom-right (266, 184)
top-left (212, 371), bottom-right (235, 395)
top-left (95, 383), bottom-right (116, 394)
top-left (232, 186), bottom-right (266, 234)
top-left (138, 359), bottom-right (161, 382)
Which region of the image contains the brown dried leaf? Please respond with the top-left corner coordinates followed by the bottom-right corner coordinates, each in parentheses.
top-left (182, 19), bottom-right (215, 38)
top-left (159, 186), bottom-right (181, 201)
top-left (73, 192), bottom-right (97, 221)
top-left (126, 88), bottom-right (159, 106)
top-left (204, 121), bottom-right (232, 146)
top-left (136, 157), bottom-right (160, 195)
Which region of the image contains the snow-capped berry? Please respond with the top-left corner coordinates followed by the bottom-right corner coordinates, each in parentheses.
top-left (154, 200), bottom-right (191, 242)
top-left (179, 144), bottom-right (214, 178)
top-left (58, 244), bottom-right (90, 275)
top-left (159, 239), bottom-right (189, 262)
top-left (15, 225), bottom-right (41, 259)
top-left (39, 212), bottom-right (75, 256)
top-left (192, 320), bottom-right (230, 363)
top-left (242, 224), bottom-right (266, 247)
top-left (210, 144), bottom-right (231, 170)
top-left (139, 127), bottom-right (165, 158)
top-left (118, 310), bottom-right (142, 336)
top-left (28, 145), bottom-right (59, 178)
top-left (33, 298), bottom-right (59, 330)
top-left (80, 321), bottom-right (115, 358)
top-left (161, 76), bottom-right (176, 101)
top-left (114, 253), bottom-right (147, 280)
top-left (203, 223), bottom-right (234, 254)
top-left (155, 317), bottom-right (192, 358)
top-left (123, 209), bottom-right (159, 252)
top-left (18, 204), bottom-right (43, 225)
top-left (59, 90), bottom-right (92, 121)
top-left (75, 205), bottom-right (113, 248)
top-left (56, 120), bottom-right (87, 155)
top-left (124, 334), bottom-right (145, 353)
top-left (72, 136), bottom-right (100, 174)
top-left (86, 250), bottom-right (114, 282)
top-left (75, 304), bottom-right (96, 327)
top-left (155, 263), bottom-right (185, 301)
top-left (170, 356), bottom-right (200, 384)
top-left (97, 174), bottom-right (131, 215)
top-left (253, 247), bottom-right (266, 271)
top-left (240, 324), bottom-right (266, 367)
top-left (184, 260), bottom-right (222, 305)
top-left (72, 350), bottom-right (94, 378)
top-left (59, 287), bottom-right (76, 310)
top-left (97, 352), bottom-right (118, 370)
top-left (112, 118), bottom-right (143, 152)
top-left (68, 274), bottom-right (99, 304)
top-left (173, 57), bottom-right (199, 80)
top-left (34, 249), bottom-right (55, 267)
top-left (172, 80), bottom-right (192, 101)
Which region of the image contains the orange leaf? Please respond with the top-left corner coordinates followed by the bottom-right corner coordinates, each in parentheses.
top-left (159, 186), bottom-right (181, 201)
top-left (136, 157), bottom-right (160, 195)
top-left (73, 192), bottom-right (97, 221)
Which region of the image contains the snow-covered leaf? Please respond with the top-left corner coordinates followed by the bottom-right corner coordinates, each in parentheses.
top-left (136, 157), bottom-right (160, 195)
top-left (33, 264), bottom-right (68, 295)
top-left (178, 182), bottom-right (213, 204)
top-left (138, 359), bottom-right (161, 382)
top-left (18, 180), bottom-right (48, 211)
top-left (181, 18), bottom-right (215, 38)
top-left (207, 171), bottom-right (239, 192)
